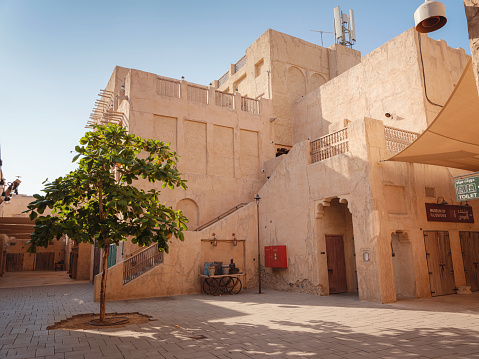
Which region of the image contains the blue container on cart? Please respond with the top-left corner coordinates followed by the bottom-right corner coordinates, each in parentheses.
top-left (204, 262), bottom-right (214, 276)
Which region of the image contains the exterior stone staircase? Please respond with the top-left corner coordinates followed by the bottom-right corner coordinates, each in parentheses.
top-left (194, 203), bottom-right (248, 231)
top-left (122, 242), bottom-right (163, 284)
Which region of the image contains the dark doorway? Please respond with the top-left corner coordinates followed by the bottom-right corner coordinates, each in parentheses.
top-left (325, 235), bottom-right (347, 294)
top-left (6, 253), bottom-right (23, 272)
top-left (423, 231), bottom-right (456, 296)
top-left (35, 252), bottom-right (55, 271)
top-left (460, 231), bottom-right (479, 292)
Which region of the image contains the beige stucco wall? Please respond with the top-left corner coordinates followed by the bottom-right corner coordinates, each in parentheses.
top-left (4, 237), bottom-right (65, 271)
top-left (258, 115), bottom-right (479, 303)
top-left (292, 28), bottom-right (469, 144)
top-left (105, 67), bottom-right (276, 230)
top-left (216, 29), bottom-right (360, 148)
top-left (1, 195), bottom-right (34, 217)
top-left (94, 203), bottom-right (259, 301)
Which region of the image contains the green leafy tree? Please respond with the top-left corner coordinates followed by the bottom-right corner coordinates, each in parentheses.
top-left (25, 124), bottom-right (188, 322)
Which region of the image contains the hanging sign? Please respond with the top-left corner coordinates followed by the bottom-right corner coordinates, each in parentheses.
top-left (425, 203), bottom-right (474, 223)
top-left (454, 174), bottom-right (479, 202)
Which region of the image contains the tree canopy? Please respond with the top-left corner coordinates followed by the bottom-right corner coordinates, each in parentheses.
top-left (25, 124), bottom-right (188, 322)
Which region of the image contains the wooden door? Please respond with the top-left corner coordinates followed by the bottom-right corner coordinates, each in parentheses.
top-left (6, 253), bottom-right (23, 272)
top-left (35, 252), bottom-right (55, 271)
top-left (325, 235), bottom-right (347, 294)
top-left (70, 248), bottom-right (78, 279)
top-left (460, 231), bottom-right (479, 292)
top-left (424, 231), bottom-right (456, 296)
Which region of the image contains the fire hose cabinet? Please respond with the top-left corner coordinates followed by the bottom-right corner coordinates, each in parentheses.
top-left (265, 245), bottom-right (287, 268)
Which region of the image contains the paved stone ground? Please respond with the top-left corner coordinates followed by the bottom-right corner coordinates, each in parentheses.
top-left (1, 283), bottom-right (479, 359)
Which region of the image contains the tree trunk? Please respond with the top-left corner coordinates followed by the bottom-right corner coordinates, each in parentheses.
top-left (99, 240), bottom-right (110, 322)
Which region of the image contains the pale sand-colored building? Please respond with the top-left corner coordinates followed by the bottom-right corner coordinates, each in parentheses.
top-left (0, 195), bottom-right (67, 276)
top-left (75, 27), bottom-right (479, 303)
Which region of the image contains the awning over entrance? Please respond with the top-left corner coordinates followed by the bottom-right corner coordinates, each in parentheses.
top-left (387, 59), bottom-right (479, 171)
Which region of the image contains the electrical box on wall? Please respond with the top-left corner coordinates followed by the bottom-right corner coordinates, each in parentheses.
top-left (265, 245), bottom-right (287, 268)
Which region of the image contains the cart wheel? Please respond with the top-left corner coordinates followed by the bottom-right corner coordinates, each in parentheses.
top-left (224, 276), bottom-right (242, 295)
top-left (202, 278), bottom-right (211, 294)
top-left (219, 276), bottom-right (234, 294)
top-left (207, 278), bottom-right (221, 296)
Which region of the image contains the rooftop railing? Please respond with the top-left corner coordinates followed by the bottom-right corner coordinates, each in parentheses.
top-left (187, 83), bottom-right (208, 104)
top-left (157, 77), bottom-right (180, 98)
top-left (215, 90), bottom-right (234, 109)
top-left (310, 128), bottom-right (349, 163)
top-left (218, 72), bottom-right (229, 87)
top-left (235, 56), bottom-right (247, 73)
top-left (384, 126), bottom-right (419, 154)
top-left (241, 96), bottom-right (260, 114)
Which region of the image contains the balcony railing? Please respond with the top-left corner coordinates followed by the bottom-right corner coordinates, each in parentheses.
top-left (157, 77), bottom-right (180, 98)
top-left (123, 242), bottom-right (163, 284)
top-left (310, 128), bottom-right (349, 163)
top-left (218, 72), bottom-right (229, 87)
top-left (384, 126), bottom-right (419, 154)
top-left (215, 90), bottom-right (234, 109)
top-left (241, 96), bottom-right (260, 114)
top-left (187, 84), bottom-right (208, 104)
top-left (235, 55), bottom-right (247, 73)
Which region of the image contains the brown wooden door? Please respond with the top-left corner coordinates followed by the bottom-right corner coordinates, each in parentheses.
top-left (424, 231), bottom-right (456, 296)
top-left (325, 235), bottom-right (347, 294)
top-left (70, 248), bottom-right (79, 279)
top-left (35, 252), bottom-right (55, 271)
top-left (460, 231), bottom-right (479, 292)
top-left (6, 253), bottom-right (23, 272)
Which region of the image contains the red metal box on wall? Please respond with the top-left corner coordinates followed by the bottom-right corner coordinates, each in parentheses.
top-left (265, 245), bottom-right (287, 268)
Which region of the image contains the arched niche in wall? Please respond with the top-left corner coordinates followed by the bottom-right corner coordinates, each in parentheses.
top-left (176, 198), bottom-right (199, 230)
top-left (287, 66), bottom-right (306, 98)
top-left (309, 73), bottom-right (327, 93)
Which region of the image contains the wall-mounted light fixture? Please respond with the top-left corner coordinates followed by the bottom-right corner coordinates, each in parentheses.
top-left (232, 233), bottom-right (237, 246)
top-left (414, 0), bottom-right (447, 33)
top-left (436, 196), bottom-right (448, 205)
top-left (212, 233), bottom-right (217, 246)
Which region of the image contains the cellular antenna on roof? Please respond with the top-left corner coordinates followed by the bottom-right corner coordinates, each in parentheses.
top-left (333, 6), bottom-right (356, 48)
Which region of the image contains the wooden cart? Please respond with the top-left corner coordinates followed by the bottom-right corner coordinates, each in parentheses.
top-left (199, 273), bottom-right (245, 295)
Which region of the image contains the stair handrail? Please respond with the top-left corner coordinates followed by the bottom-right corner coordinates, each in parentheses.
top-left (122, 242), bottom-right (163, 284)
top-left (194, 203), bottom-right (248, 232)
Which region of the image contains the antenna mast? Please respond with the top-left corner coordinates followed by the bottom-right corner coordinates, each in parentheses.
top-left (333, 6), bottom-right (357, 48)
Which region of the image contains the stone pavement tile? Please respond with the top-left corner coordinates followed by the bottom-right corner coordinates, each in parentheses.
top-left (35, 346), bottom-right (54, 356)
top-left (63, 354), bottom-right (85, 359)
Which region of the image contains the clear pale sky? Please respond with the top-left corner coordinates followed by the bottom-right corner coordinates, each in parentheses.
top-left (0, 0), bottom-right (471, 196)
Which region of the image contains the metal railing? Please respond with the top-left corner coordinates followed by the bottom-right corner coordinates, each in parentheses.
top-left (187, 84), bottom-right (208, 104)
top-left (241, 96), bottom-right (260, 114)
top-left (384, 126), bottom-right (419, 154)
top-left (123, 242), bottom-right (163, 284)
top-left (215, 90), bottom-right (234, 109)
top-left (235, 55), bottom-right (247, 73)
top-left (218, 72), bottom-right (229, 87)
top-left (310, 128), bottom-right (349, 163)
top-left (194, 203), bottom-right (248, 232)
top-left (157, 76), bottom-right (180, 98)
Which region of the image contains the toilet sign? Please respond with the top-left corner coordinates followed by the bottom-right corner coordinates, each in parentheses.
top-left (454, 174), bottom-right (479, 202)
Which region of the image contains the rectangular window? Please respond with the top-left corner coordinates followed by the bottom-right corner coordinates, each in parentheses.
top-left (255, 59), bottom-right (264, 77)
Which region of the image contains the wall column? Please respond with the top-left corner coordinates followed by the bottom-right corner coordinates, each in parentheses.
top-left (464, 1), bottom-right (479, 92)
